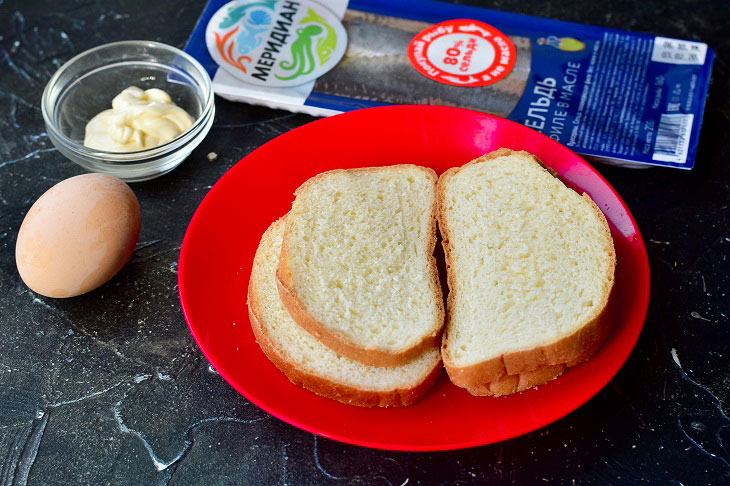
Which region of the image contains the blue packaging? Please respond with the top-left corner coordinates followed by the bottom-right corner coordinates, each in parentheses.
top-left (185, 0), bottom-right (714, 169)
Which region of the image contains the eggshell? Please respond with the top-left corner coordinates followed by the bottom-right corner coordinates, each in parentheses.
top-left (15, 174), bottom-right (141, 298)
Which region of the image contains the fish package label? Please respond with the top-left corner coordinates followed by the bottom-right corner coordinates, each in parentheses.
top-left (185, 0), bottom-right (715, 169)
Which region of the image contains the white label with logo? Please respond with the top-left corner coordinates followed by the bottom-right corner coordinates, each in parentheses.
top-left (206, 0), bottom-right (347, 88)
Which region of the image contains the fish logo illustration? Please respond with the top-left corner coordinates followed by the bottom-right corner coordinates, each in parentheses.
top-left (206, 0), bottom-right (347, 87)
top-left (236, 10), bottom-right (273, 54)
top-left (300, 8), bottom-right (337, 64)
top-left (214, 28), bottom-right (252, 73)
top-left (276, 8), bottom-right (338, 80)
top-left (214, 0), bottom-right (277, 73)
top-left (537, 36), bottom-right (586, 51)
top-left (218, 0), bottom-right (277, 28)
top-left (277, 25), bottom-right (323, 80)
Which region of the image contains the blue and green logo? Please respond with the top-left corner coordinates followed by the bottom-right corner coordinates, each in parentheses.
top-left (206, 0), bottom-right (347, 87)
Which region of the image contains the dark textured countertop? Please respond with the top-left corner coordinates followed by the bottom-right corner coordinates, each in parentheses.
top-left (1, 0), bottom-right (729, 484)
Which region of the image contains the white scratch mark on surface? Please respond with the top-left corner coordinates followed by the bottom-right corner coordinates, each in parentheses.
top-left (27, 132), bottom-right (47, 142)
top-left (49, 380), bottom-right (127, 407)
top-left (134, 374), bottom-right (152, 383)
top-left (671, 348), bottom-right (730, 423)
top-left (1, 49), bottom-right (34, 82)
top-left (133, 240), bottom-right (162, 253)
top-left (31, 297), bottom-right (54, 310)
top-left (0, 147), bottom-right (57, 168)
top-left (677, 420), bottom-right (730, 468)
top-left (113, 400), bottom-right (176, 472)
top-left (691, 311), bottom-right (712, 322)
top-left (113, 398), bottom-right (265, 473)
top-left (155, 370), bottom-right (172, 381)
top-left (671, 348), bottom-right (682, 368)
top-left (313, 435), bottom-right (348, 480)
top-left (648, 239), bottom-right (671, 245)
top-left (0, 422), bottom-right (31, 430)
top-left (214, 113), bottom-right (299, 130)
top-left (24, 288), bottom-right (140, 365)
top-left (13, 410), bottom-right (49, 485)
top-left (1, 92), bottom-right (35, 129)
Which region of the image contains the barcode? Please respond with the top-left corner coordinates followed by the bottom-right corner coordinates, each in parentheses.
top-left (652, 114), bottom-right (694, 164)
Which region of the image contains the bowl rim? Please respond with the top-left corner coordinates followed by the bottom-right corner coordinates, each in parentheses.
top-left (41, 40), bottom-right (214, 162)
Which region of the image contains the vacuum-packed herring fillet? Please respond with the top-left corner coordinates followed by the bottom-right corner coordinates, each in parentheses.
top-left (313, 10), bottom-right (532, 117)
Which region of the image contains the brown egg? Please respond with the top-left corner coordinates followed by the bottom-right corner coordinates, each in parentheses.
top-left (15, 173), bottom-right (141, 298)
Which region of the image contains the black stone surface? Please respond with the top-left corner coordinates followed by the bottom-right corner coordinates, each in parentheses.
top-left (1, 0), bottom-right (729, 484)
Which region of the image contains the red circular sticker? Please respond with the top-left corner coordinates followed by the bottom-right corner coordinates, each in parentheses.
top-left (407, 19), bottom-right (517, 87)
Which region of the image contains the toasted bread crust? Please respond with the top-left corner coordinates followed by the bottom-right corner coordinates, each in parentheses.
top-left (437, 148), bottom-right (616, 395)
top-left (467, 364), bottom-right (566, 397)
top-left (248, 263), bottom-right (442, 407)
top-left (467, 316), bottom-right (614, 397)
top-left (277, 165), bottom-right (445, 367)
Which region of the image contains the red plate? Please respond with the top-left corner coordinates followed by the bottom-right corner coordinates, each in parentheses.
top-left (178, 105), bottom-right (650, 451)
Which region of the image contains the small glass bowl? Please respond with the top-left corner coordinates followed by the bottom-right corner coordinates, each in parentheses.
top-left (42, 40), bottom-right (214, 182)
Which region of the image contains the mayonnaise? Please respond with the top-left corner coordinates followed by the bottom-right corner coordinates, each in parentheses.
top-left (83, 86), bottom-right (195, 152)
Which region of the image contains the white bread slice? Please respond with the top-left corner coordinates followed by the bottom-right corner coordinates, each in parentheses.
top-left (277, 166), bottom-right (444, 367)
top-left (437, 148), bottom-right (616, 396)
top-left (248, 218), bottom-right (442, 407)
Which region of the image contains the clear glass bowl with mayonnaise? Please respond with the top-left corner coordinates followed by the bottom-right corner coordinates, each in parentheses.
top-left (42, 41), bottom-right (214, 182)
